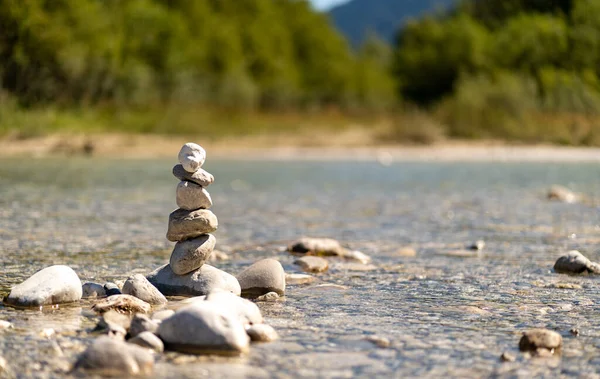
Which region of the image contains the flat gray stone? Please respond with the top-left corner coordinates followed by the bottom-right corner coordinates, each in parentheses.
top-left (82, 282), bottom-right (106, 298)
top-left (128, 331), bottom-right (164, 353)
top-left (157, 302), bottom-right (249, 355)
top-left (237, 259), bottom-right (286, 299)
top-left (294, 256), bottom-right (329, 273)
top-left (170, 234), bottom-right (216, 275)
top-left (246, 324), bottom-right (279, 342)
top-left (205, 291), bottom-right (263, 326)
top-left (73, 336), bottom-right (154, 376)
top-left (178, 143), bottom-right (206, 173)
top-left (147, 264), bottom-right (240, 297)
top-left (129, 314), bottom-right (159, 338)
top-left (173, 165), bottom-right (214, 187)
top-left (5, 265), bottom-right (82, 307)
top-left (122, 274), bottom-right (167, 305)
top-left (554, 251), bottom-right (600, 274)
top-left (92, 295), bottom-right (152, 315)
top-left (176, 181), bottom-right (213, 211)
top-left (519, 329), bottom-right (562, 354)
top-left (167, 209), bottom-right (218, 242)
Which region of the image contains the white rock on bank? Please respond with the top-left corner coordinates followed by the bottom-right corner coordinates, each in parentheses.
top-left (5, 265), bottom-right (82, 307)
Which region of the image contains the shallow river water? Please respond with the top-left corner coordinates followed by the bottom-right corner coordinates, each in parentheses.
top-left (2, 157), bottom-right (600, 378)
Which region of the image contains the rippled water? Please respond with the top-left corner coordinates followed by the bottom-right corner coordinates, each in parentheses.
top-left (2, 157), bottom-right (600, 378)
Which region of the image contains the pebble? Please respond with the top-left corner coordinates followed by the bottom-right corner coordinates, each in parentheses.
top-left (5, 265), bottom-right (82, 307)
top-left (255, 292), bottom-right (280, 302)
top-left (172, 164), bottom-right (214, 187)
top-left (104, 283), bottom-right (122, 296)
top-left (570, 328), bottom-right (580, 336)
top-left (246, 324), bottom-right (279, 342)
top-left (167, 209), bottom-right (218, 242)
top-left (519, 329), bottom-right (562, 355)
top-left (548, 185), bottom-right (579, 203)
top-left (129, 314), bottom-right (159, 338)
top-left (338, 250), bottom-right (372, 264)
top-left (205, 291), bottom-right (263, 326)
top-left (0, 320), bottom-right (13, 330)
top-left (178, 142), bottom-right (206, 173)
top-left (128, 331), bottom-right (164, 353)
top-left (364, 335), bottom-right (391, 348)
top-left (176, 181), bottom-right (213, 210)
top-left (73, 336), bottom-right (154, 376)
top-left (237, 258), bottom-right (286, 298)
top-left (94, 310), bottom-right (131, 339)
top-left (554, 250), bottom-right (600, 274)
top-left (285, 273), bottom-right (316, 285)
top-left (294, 256), bottom-right (329, 273)
top-left (170, 234), bottom-right (216, 275)
top-left (122, 274), bottom-right (167, 305)
top-left (468, 240), bottom-right (486, 251)
top-left (157, 302), bottom-right (250, 355)
top-left (288, 237), bottom-right (345, 256)
top-left (396, 247), bottom-right (417, 257)
top-left (147, 263), bottom-right (241, 297)
top-left (0, 356), bottom-right (6, 376)
top-left (151, 309), bottom-right (175, 322)
top-left (92, 295), bottom-right (152, 315)
top-left (500, 352), bottom-right (516, 362)
top-left (82, 282), bottom-right (106, 298)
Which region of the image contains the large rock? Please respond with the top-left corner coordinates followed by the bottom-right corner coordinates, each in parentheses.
top-left (178, 142), bottom-right (206, 173)
top-left (294, 256), bottom-right (329, 273)
top-left (122, 274), bottom-right (168, 305)
top-left (519, 329), bottom-right (562, 354)
top-left (147, 264), bottom-right (240, 297)
top-left (205, 291), bottom-right (263, 326)
top-left (73, 336), bottom-right (154, 376)
top-left (157, 302), bottom-right (250, 355)
top-left (5, 265), bottom-right (82, 307)
top-left (554, 251), bottom-right (600, 274)
top-left (167, 209), bottom-right (218, 242)
top-left (288, 237), bottom-right (345, 256)
top-left (170, 234), bottom-right (216, 275)
top-left (236, 259), bottom-right (285, 298)
top-left (173, 165), bottom-right (214, 187)
top-left (92, 295), bottom-right (152, 315)
top-left (176, 181), bottom-right (213, 211)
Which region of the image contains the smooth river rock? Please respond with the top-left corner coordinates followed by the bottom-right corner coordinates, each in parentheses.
top-left (205, 291), bottom-right (263, 326)
top-left (294, 256), bottom-right (329, 273)
top-left (554, 251), bottom-right (600, 274)
top-left (170, 234), bottom-right (216, 275)
top-left (246, 324), bottom-right (279, 342)
top-left (82, 282), bottom-right (106, 298)
top-left (92, 295), bottom-right (152, 315)
top-left (167, 209), bottom-right (218, 242)
top-left (173, 165), bottom-right (214, 187)
top-left (176, 181), bottom-right (213, 211)
top-left (103, 283), bottom-right (122, 296)
top-left (548, 185), bottom-right (579, 203)
top-left (178, 142), bottom-right (206, 173)
top-left (94, 310), bottom-right (131, 339)
top-left (147, 264), bottom-right (240, 297)
top-left (129, 314), bottom-right (159, 338)
top-left (237, 259), bottom-right (286, 298)
top-left (73, 336), bottom-right (154, 376)
top-left (128, 331), bottom-right (164, 353)
top-left (5, 265), bottom-right (82, 307)
top-left (288, 237), bottom-right (345, 256)
top-left (157, 302), bottom-right (250, 355)
top-left (122, 274), bottom-right (167, 305)
top-left (519, 329), bottom-right (562, 355)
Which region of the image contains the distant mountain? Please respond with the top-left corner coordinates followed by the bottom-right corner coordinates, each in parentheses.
top-left (328, 0), bottom-right (457, 46)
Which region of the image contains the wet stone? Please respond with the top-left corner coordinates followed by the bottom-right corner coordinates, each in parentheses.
top-left (122, 274), bottom-right (167, 305)
top-left (129, 314), bottom-right (159, 338)
top-left (500, 352), bottom-right (516, 362)
top-left (5, 265), bottom-right (82, 307)
top-left (285, 273), bottom-right (316, 285)
top-left (94, 310), bottom-right (131, 339)
top-left (205, 291), bottom-right (263, 326)
top-left (151, 309), bottom-right (175, 322)
top-left (396, 247), bottom-right (417, 257)
top-left (288, 237), bottom-right (345, 256)
top-left (167, 209), bottom-right (218, 242)
top-left (294, 256), bottom-right (329, 273)
top-left (246, 324), bottom-right (279, 342)
top-left (176, 181), bottom-right (213, 211)
top-left (364, 336), bottom-right (391, 348)
top-left (92, 295), bottom-right (152, 315)
top-left (519, 329), bottom-right (562, 355)
top-left (128, 331), bottom-right (164, 353)
top-left (173, 165), bottom-right (214, 187)
top-left (0, 320), bottom-right (13, 330)
top-left (170, 234), bottom-right (216, 275)
top-left (468, 240), bottom-right (486, 251)
top-left (147, 264), bottom-right (240, 297)
top-left (104, 283), bottom-right (122, 296)
top-left (554, 251), bottom-right (600, 274)
top-left (237, 259), bottom-right (286, 299)
top-left (548, 185), bottom-right (579, 203)
top-left (178, 142), bottom-right (206, 173)
top-left (82, 282), bottom-right (106, 298)
top-left (255, 292), bottom-right (280, 302)
top-left (73, 336), bottom-right (154, 376)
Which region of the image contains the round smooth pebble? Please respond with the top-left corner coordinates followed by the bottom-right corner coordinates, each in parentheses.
top-left (176, 181), bottom-right (213, 211)
top-left (172, 165), bottom-right (214, 187)
top-left (294, 256), bottom-right (329, 273)
top-left (122, 274), bottom-right (167, 305)
top-left (82, 282), bottom-right (106, 298)
top-left (246, 324), bottom-right (278, 342)
top-left (5, 265), bottom-right (82, 307)
top-left (167, 209), bottom-right (218, 242)
top-left (129, 314), bottom-right (159, 338)
top-left (205, 291), bottom-right (263, 326)
top-left (170, 234), bottom-right (216, 275)
top-left (73, 336), bottom-right (154, 376)
top-left (104, 283), bottom-right (122, 296)
top-left (147, 264), bottom-right (240, 297)
top-left (178, 143), bottom-right (206, 173)
top-left (519, 329), bottom-right (562, 354)
top-left (157, 302), bottom-right (250, 355)
top-left (288, 237), bottom-right (345, 256)
top-left (554, 251), bottom-right (599, 274)
top-left (237, 258), bottom-right (286, 299)
top-left (92, 295), bottom-right (151, 315)
top-left (128, 331), bottom-right (164, 353)
top-left (285, 273), bottom-right (316, 285)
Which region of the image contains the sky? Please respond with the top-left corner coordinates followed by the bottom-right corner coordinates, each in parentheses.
top-left (310, 0), bottom-right (351, 11)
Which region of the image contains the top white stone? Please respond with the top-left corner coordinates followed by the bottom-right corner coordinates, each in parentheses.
top-left (178, 143), bottom-right (206, 173)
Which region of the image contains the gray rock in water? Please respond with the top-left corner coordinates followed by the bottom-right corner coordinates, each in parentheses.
top-left (519, 329), bottom-right (562, 355)
top-left (205, 291), bottom-right (263, 326)
top-left (176, 181), bottom-right (213, 211)
top-left (5, 265), bottom-right (82, 307)
top-left (73, 336), bottom-right (154, 376)
top-left (129, 314), bottom-right (159, 338)
top-left (122, 274), bottom-right (167, 305)
top-left (170, 234), bottom-right (216, 275)
top-left (82, 282), bottom-right (106, 298)
top-left (167, 209), bottom-right (218, 242)
top-left (178, 143), bottom-right (206, 173)
top-left (128, 331), bottom-right (164, 353)
top-left (246, 324), bottom-right (279, 342)
top-left (94, 310), bottom-right (131, 339)
top-left (92, 295), bottom-right (152, 315)
top-left (237, 259), bottom-right (286, 299)
top-left (554, 251), bottom-right (600, 274)
top-left (173, 165), bottom-right (214, 187)
top-left (548, 185), bottom-right (579, 203)
top-left (104, 283), bottom-right (122, 296)
top-left (157, 302), bottom-right (249, 355)
top-left (294, 256), bottom-right (329, 273)
top-left (288, 237), bottom-right (345, 256)
top-left (147, 264), bottom-right (240, 297)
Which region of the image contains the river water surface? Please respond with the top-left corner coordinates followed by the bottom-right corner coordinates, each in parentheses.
top-left (1, 157), bottom-right (600, 378)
